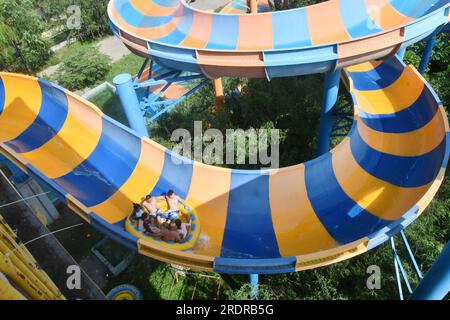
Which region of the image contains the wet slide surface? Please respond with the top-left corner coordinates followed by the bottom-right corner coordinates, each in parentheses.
top-left (0, 0), bottom-right (449, 273)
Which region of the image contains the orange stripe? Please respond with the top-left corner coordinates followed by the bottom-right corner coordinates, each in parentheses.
top-left (110, 1), bottom-right (177, 39)
top-left (307, 0), bottom-right (351, 45)
top-left (179, 11), bottom-right (213, 48)
top-left (138, 68), bottom-right (188, 99)
top-left (364, 0), bottom-right (414, 30)
top-left (347, 60), bottom-right (383, 73)
top-left (331, 138), bottom-right (431, 221)
top-left (89, 139), bottom-right (165, 224)
top-left (21, 94), bottom-right (103, 179)
top-left (269, 165), bottom-right (338, 256)
top-left (187, 163), bottom-right (231, 257)
top-left (237, 14), bottom-right (273, 50)
top-left (129, 0), bottom-right (179, 16)
top-left (356, 111), bottom-right (446, 157)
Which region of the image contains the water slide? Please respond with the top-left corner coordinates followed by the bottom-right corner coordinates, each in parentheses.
top-left (0, 0), bottom-right (449, 274)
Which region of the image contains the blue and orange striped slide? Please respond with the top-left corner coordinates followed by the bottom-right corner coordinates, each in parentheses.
top-left (0, 0), bottom-right (449, 274)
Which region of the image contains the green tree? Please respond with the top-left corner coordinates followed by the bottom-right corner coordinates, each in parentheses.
top-left (55, 44), bottom-right (111, 91)
top-left (68, 0), bottom-right (111, 41)
top-left (0, 20), bottom-right (17, 71)
top-left (0, 0), bottom-right (52, 72)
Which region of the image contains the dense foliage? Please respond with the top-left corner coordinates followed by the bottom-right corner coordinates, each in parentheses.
top-left (32, 0), bottom-right (110, 40)
top-left (0, 0), bottom-right (110, 73)
top-left (55, 44), bottom-right (111, 91)
top-left (0, 0), bottom-right (52, 72)
top-left (149, 30), bottom-right (450, 302)
top-left (0, 0), bottom-right (448, 300)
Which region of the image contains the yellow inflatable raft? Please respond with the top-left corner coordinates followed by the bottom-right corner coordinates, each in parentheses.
top-left (125, 199), bottom-right (200, 251)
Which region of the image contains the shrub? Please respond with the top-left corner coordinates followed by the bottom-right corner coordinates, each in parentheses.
top-left (0, 0), bottom-right (52, 72)
top-left (55, 45), bottom-right (110, 91)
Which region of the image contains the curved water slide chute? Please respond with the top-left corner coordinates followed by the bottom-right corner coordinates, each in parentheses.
top-left (108, 0), bottom-right (449, 78)
top-left (0, 0), bottom-right (448, 273)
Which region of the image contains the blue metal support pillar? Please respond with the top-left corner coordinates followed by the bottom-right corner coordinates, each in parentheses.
top-left (397, 47), bottom-right (407, 60)
top-left (249, 274), bottom-right (259, 300)
top-left (418, 33), bottom-right (437, 75)
top-left (390, 237), bottom-right (413, 300)
top-left (411, 242), bottom-right (450, 300)
top-left (113, 73), bottom-right (149, 137)
top-left (317, 69), bottom-right (341, 156)
top-left (400, 230), bottom-right (423, 280)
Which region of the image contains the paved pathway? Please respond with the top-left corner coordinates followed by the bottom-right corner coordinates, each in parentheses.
top-left (38, 36), bottom-right (131, 78)
top-left (97, 36), bottom-right (131, 62)
top-left (38, 0), bottom-right (230, 79)
top-left (188, 0), bottom-right (229, 11)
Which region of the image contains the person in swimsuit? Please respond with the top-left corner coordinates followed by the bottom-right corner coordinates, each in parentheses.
top-left (163, 190), bottom-right (189, 221)
top-left (159, 221), bottom-right (182, 243)
top-left (130, 203), bottom-right (147, 231)
top-left (141, 195), bottom-right (162, 217)
top-left (174, 219), bottom-right (191, 240)
top-left (130, 203), bottom-right (144, 222)
top-left (143, 216), bottom-right (161, 237)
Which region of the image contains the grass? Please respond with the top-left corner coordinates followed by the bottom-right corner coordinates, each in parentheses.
top-left (39, 35), bottom-right (124, 75)
top-left (53, 35), bottom-right (110, 61)
top-left (46, 39), bottom-right (144, 88)
top-left (88, 89), bottom-right (129, 125)
top-left (40, 54), bottom-right (61, 71)
top-left (104, 255), bottom-right (229, 300)
top-left (39, 40), bottom-right (98, 73)
top-left (105, 54), bottom-right (144, 83)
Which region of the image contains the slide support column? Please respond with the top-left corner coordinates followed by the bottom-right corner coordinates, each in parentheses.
top-left (418, 33), bottom-right (437, 75)
top-left (249, 274), bottom-right (259, 299)
top-left (250, 0), bottom-right (258, 13)
top-left (397, 47), bottom-right (406, 60)
top-left (317, 69), bottom-right (341, 156)
top-left (213, 78), bottom-right (224, 108)
top-left (410, 241), bottom-right (450, 300)
top-left (113, 73), bottom-right (149, 137)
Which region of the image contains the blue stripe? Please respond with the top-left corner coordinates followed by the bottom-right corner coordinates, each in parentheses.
top-left (151, 0), bottom-right (179, 7)
top-left (367, 206), bottom-right (418, 250)
top-left (151, 150), bottom-right (193, 199)
top-left (213, 257), bottom-right (296, 274)
top-left (339, 0), bottom-right (382, 38)
top-left (221, 171), bottom-right (280, 259)
top-left (54, 117), bottom-right (141, 207)
top-left (442, 132), bottom-right (450, 169)
top-left (230, 3), bottom-right (247, 11)
top-left (5, 79), bottom-right (68, 154)
top-left (156, 7), bottom-right (193, 45)
top-left (272, 9), bottom-right (312, 49)
top-left (358, 88), bottom-right (439, 133)
top-left (264, 45), bottom-right (338, 78)
top-left (114, 0), bottom-right (173, 28)
top-left (350, 127), bottom-right (445, 188)
top-left (206, 15), bottom-right (239, 50)
top-left (305, 154), bottom-right (390, 244)
top-left (389, 0), bottom-right (447, 19)
top-left (348, 57), bottom-right (404, 91)
top-left (108, 19), bottom-right (120, 37)
top-left (0, 76), bottom-right (5, 115)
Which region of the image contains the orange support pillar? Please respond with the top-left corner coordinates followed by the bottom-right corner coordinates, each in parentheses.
top-left (213, 78), bottom-right (224, 108)
top-left (250, 0), bottom-right (258, 13)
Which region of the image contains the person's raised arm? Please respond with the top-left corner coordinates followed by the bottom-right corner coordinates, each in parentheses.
top-left (177, 196), bottom-right (191, 211)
